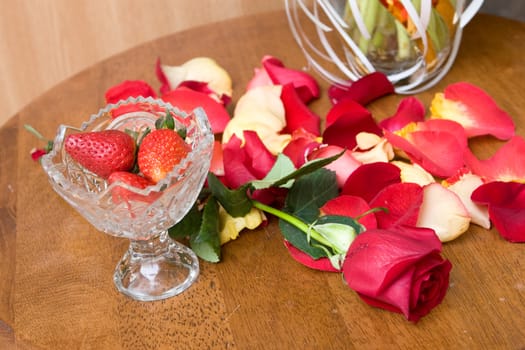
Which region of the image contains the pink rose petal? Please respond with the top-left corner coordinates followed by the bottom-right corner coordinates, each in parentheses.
top-left (431, 82), bottom-right (515, 140)
top-left (161, 87), bottom-right (231, 134)
top-left (328, 72), bottom-right (394, 105)
top-left (471, 181), bottom-right (525, 242)
top-left (379, 97), bottom-right (426, 132)
top-left (342, 162), bottom-right (401, 203)
top-left (369, 182), bottom-right (424, 229)
top-left (261, 55), bottom-right (320, 103)
top-left (308, 146), bottom-right (362, 188)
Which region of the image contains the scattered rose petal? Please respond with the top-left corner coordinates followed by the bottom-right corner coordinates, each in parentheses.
top-left (379, 97), bottom-right (426, 132)
top-left (105, 80), bottom-right (157, 104)
top-left (391, 160), bottom-right (435, 186)
top-left (342, 162), bottom-right (401, 203)
top-left (416, 183), bottom-right (471, 242)
top-left (464, 135), bottom-right (525, 182)
top-left (430, 82), bottom-right (515, 140)
top-left (471, 181), bottom-right (525, 242)
top-left (328, 72), bottom-right (394, 105)
top-left (369, 182), bottom-right (424, 228)
top-left (321, 195), bottom-right (377, 229)
top-left (323, 99), bottom-right (382, 150)
top-left (219, 206), bottom-right (267, 245)
top-left (222, 85), bottom-right (290, 154)
top-left (156, 57), bottom-right (232, 103)
top-left (444, 170), bottom-right (490, 229)
top-left (343, 225), bottom-right (452, 323)
top-left (161, 87), bottom-right (231, 134)
top-left (246, 67), bottom-right (273, 91)
top-left (261, 55), bottom-right (320, 103)
top-left (281, 83), bottom-right (321, 135)
top-left (384, 120), bottom-right (467, 178)
top-left (209, 141), bottom-right (225, 176)
top-left (352, 136), bottom-right (395, 164)
top-left (282, 129), bottom-right (321, 168)
top-left (284, 240), bottom-right (340, 272)
top-left (308, 145), bottom-right (362, 188)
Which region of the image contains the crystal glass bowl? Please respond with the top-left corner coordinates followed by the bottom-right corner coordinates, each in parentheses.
top-left (41, 97), bottom-right (214, 301)
top-left (286, 0), bottom-right (483, 93)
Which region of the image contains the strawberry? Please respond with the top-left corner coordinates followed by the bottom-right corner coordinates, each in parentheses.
top-left (65, 130), bottom-right (136, 179)
top-left (108, 171), bottom-right (158, 204)
top-left (137, 128), bottom-right (191, 183)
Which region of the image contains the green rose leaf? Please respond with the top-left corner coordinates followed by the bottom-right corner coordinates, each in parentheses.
top-left (207, 172), bottom-right (253, 217)
top-left (189, 196), bottom-right (221, 263)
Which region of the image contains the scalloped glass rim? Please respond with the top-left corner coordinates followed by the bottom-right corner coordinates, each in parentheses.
top-left (40, 96), bottom-right (214, 239)
top-left (42, 96), bottom-right (213, 199)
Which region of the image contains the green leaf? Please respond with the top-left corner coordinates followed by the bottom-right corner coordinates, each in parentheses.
top-left (271, 149), bottom-right (345, 188)
top-left (283, 168), bottom-right (339, 222)
top-left (279, 220), bottom-right (329, 259)
top-left (168, 204), bottom-right (202, 239)
top-left (190, 196), bottom-right (221, 263)
top-left (277, 168), bottom-right (340, 259)
top-left (207, 172), bottom-right (253, 217)
top-left (251, 153), bottom-right (296, 190)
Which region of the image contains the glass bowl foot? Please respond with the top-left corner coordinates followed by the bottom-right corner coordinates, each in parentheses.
top-left (113, 231), bottom-right (199, 301)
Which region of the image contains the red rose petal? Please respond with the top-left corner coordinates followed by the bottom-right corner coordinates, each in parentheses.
top-left (105, 80), bottom-right (157, 104)
top-left (262, 55), bottom-right (320, 103)
top-left (283, 240), bottom-right (340, 272)
top-left (327, 72), bottom-right (394, 105)
top-left (342, 162), bottom-right (401, 203)
top-left (464, 135), bottom-right (525, 182)
top-left (321, 195), bottom-right (377, 229)
top-left (222, 131), bottom-right (276, 189)
top-left (369, 183), bottom-right (424, 228)
top-left (281, 128), bottom-right (321, 168)
top-left (471, 181), bottom-right (525, 242)
top-left (281, 83), bottom-right (321, 135)
top-left (156, 57), bottom-right (171, 95)
top-left (323, 99), bottom-right (382, 150)
top-left (441, 82), bottom-right (515, 140)
top-left (161, 87), bottom-right (231, 134)
top-left (378, 97), bottom-right (426, 132)
top-left (384, 120), bottom-right (467, 178)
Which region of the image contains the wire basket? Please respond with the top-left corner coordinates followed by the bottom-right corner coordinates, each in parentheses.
top-left (285, 0), bottom-right (484, 94)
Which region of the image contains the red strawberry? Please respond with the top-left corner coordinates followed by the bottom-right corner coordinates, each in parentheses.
top-left (65, 130), bottom-right (136, 178)
top-left (108, 171), bottom-right (158, 204)
top-left (137, 129), bottom-right (190, 183)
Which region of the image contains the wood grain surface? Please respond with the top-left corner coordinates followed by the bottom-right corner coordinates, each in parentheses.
top-left (0, 0), bottom-right (284, 127)
top-left (1, 9), bottom-right (525, 350)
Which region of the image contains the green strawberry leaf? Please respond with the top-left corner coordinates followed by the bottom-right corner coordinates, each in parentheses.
top-left (189, 196), bottom-right (221, 263)
top-left (207, 172), bottom-right (253, 217)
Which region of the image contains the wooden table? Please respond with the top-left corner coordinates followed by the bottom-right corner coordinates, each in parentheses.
top-left (1, 10), bottom-right (524, 349)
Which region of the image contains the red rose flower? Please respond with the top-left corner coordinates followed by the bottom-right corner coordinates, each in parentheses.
top-left (343, 225), bottom-right (452, 322)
